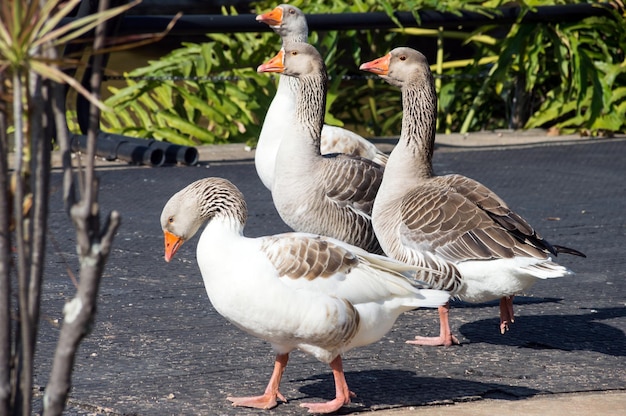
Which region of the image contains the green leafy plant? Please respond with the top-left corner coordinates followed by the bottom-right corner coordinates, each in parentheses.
top-left (101, 0), bottom-right (626, 146)
top-left (102, 20), bottom-right (276, 145)
top-left (523, 14), bottom-right (626, 135)
top-left (458, 4), bottom-right (626, 135)
top-left (100, 1), bottom-right (395, 145)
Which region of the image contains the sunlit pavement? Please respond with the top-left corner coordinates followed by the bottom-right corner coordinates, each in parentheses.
top-left (30, 132), bottom-right (625, 415)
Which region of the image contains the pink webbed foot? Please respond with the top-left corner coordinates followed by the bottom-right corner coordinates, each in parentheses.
top-left (300, 356), bottom-right (355, 413)
top-left (408, 333), bottom-right (460, 347)
top-left (227, 391), bottom-right (286, 410)
top-left (228, 353), bottom-right (289, 409)
top-left (499, 296), bottom-right (515, 334)
top-left (300, 392), bottom-right (355, 414)
top-left (407, 303), bottom-right (460, 347)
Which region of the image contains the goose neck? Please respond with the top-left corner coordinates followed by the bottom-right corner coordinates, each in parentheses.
top-left (282, 35), bottom-right (309, 47)
top-left (196, 187), bottom-right (248, 237)
top-left (293, 73), bottom-right (326, 152)
top-left (276, 73), bottom-right (299, 99)
top-left (398, 81), bottom-right (437, 176)
top-left (202, 215), bottom-right (245, 239)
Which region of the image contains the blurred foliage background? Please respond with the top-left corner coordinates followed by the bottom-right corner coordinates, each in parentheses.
top-left (98, 0), bottom-right (626, 146)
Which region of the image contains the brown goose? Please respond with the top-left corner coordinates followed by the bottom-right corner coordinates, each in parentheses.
top-left (257, 43), bottom-right (385, 254)
top-left (360, 47), bottom-right (585, 346)
top-left (254, 4), bottom-right (387, 191)
top-left (161, 177), bottom-right (451, 413)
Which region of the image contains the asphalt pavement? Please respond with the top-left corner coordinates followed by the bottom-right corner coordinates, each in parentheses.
top-left (31, 132), bottom-right (626, 415)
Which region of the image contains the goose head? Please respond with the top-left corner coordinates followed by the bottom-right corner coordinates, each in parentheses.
top-left (359, 47), bottom-right (432, 88)
top-left (161, 178), bottom-right (247, 262)
top-left (256, 4), bottom-right (308, 41)
top-left (257, 42), bottom-right (325, 79)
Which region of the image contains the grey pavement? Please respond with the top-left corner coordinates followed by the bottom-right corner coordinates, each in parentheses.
top-left (30, 132), bottom-right (625, 415)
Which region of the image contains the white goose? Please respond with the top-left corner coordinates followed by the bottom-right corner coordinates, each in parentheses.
top-left (360, 47), bottom-right (585, 346)
top-left (257, 43), bottom-right (385, 254)
top-left (255, 3), bottom-right (387, 191)
top-left (161, 177), bottom-right (453, 414)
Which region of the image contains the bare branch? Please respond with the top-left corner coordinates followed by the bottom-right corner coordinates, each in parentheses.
top-left (27, 59), bottom-right (53, 365)
top-left (0, 68), bottom-right (12, 416)
top-left (43, 1), bottom-right (123, 414)
top-left (42, 211), bottom-right (120, 415)
top-left (51, 81), bottom-right (76, 212)
top-left (13, 69), bottom-right (33, 416)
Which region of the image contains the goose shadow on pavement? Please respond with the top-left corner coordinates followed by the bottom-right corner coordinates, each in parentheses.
top-left (458, 306), bottom-right (626, 356)
top-left (295, 370), bottom-right (540, 414)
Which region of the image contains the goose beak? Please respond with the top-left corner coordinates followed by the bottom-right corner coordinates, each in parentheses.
top-left (359, 53), bottom-right (391, 75)
top-left (257, 49), bottom-right (285, 73)
top-left (256, 6), bottom-right (283, 26)
top-left (163, 230), bottom-right (184, 262)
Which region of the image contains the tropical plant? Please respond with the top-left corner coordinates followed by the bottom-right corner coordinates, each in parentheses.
top-left (100, 0), bottom-right (625, 147)
top-left (102, 24), bottom-right (277, 146)
top-left (455, 3), bottom-right (626, 135)
top-left (100, 0), bottom-right (403, 143)
top-left (522, 13), bottom-right (626, 135)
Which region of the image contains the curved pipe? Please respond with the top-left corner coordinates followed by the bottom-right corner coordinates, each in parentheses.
top-left (71, 133), bottom-right (199, 166)
top-left (70, 134), bottom-right (167, 167)
top-left (114, 136), bottom-right (199, 165)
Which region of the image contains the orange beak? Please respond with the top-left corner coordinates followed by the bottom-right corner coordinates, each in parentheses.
top-left (256, 6), bottom-right (283, 26)
top-left (163, 230), bottom-right (184, 262)
top-left (359, 53), bottom-right (391, 75)
top-left (257, 49), bottom-right (285, 73)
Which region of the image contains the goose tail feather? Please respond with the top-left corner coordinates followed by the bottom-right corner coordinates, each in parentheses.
top-left (554, 244), bottom-right (586, 258)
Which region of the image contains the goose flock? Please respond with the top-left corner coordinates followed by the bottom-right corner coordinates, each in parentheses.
top-left (160, 4), bottom-right (585, 414)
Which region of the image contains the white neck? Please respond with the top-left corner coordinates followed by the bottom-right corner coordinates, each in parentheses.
top-left (275, 72), bottom-right (325, 163)
top-left (255, 73), bottom-right (300, 190)
top-left (196, 216), bottom-right (245, 280)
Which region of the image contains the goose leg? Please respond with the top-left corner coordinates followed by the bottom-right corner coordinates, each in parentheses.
top-left (499, 296), bottom-right (515, 334)
top-left (227, 353), bottom-right (289, 409)
top-left (407, 302), bottom-right (460, 347)
top-left (300, 355), bottom-right (355, 414)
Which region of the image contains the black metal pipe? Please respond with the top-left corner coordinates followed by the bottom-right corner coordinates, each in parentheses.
top-left (108, 135), bottom-right (199, 165)
top-left (99, 3), bottom-right (616, 36)
top-left (70, 133), bottom-right (166, 166)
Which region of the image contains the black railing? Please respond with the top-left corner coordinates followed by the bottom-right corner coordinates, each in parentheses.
top-left (110, 3), bottom-right (615, 35)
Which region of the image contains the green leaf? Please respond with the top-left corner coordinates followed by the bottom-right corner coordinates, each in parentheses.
top-left (178, 88), bottom-right (226, 124)
top-left (152, 126), bottom-right (195, 145)
top-left (156, 111), bottom-right (215, 143)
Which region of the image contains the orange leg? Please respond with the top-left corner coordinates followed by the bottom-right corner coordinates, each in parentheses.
top-left (407, 302), bottom-right (460, 347)
top-left (227, 353), bottom-right (289, 409)
top-left (300, 355), bottom-right (355, 414)
top-left (499, 296), bottom-right (515, 334)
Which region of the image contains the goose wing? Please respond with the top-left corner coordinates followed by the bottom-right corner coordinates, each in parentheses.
top-left (398, 181), bottom-right (549, 262)
top-left (259, 233), bottom-right (448, 307)
top-left (320, 154), bottom-right (383, 215)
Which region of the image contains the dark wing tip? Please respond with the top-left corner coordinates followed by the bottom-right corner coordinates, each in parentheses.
top-left (553, 244), bottom-right (587, 258)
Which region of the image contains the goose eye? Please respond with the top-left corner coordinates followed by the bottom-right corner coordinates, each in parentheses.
top-left (399, 55), bottom-right (407, 61)
top-left (291, 51), bottom-right (298, 56)
top-left (289, 9), bottom-right (295, 14)
top-left (168, 216), bottom-right (174, 224)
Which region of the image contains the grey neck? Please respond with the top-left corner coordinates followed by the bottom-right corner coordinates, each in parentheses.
top-left (399, 75), bottom-right (438, 177)
top-left (294, 71), bottom-right (327, 153)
